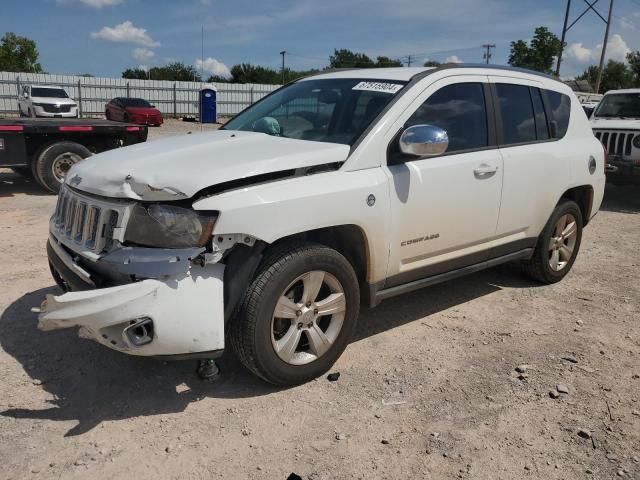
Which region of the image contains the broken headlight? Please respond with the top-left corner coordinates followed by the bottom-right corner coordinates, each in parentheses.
top-left (124, 204), bottom-right (217, 248)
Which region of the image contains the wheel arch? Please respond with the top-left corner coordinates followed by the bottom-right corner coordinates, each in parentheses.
top-left (558, 185), bottom-right (594, 226)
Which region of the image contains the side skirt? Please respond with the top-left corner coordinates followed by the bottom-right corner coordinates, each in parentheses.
top-left (372, 248), bottom-right (534, 305)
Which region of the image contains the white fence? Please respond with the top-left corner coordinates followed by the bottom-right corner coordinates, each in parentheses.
top-left (0, 71), bottom-right (279, 118)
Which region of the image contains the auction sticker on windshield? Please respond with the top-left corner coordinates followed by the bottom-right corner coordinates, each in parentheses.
top-left (352, 81), bottom-right (403, 94)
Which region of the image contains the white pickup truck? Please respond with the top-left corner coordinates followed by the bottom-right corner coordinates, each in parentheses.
top-left (37, 65), bottom-right (605, 385)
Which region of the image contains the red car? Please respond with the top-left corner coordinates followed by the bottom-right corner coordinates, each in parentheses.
top-left (105, 97), bottom-right (163, 126)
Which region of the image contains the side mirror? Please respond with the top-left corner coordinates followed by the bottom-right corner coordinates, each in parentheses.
top-left (399, 124), bottom-right (449, 157)
top-left (150, 105), bottom-right (156, 108)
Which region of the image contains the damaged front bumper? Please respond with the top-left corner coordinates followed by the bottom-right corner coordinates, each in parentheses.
top-left (40, 237), bottom-right (226, 358)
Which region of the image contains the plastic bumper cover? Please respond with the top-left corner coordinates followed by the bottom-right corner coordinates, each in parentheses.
top-left (38, 263), bottom-right (226, 357)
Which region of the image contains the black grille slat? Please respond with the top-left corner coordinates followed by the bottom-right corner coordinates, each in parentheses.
top-left (601, 132), bottom-right (610, 149)
top-left (609, 133), bottom-right (617, 154)
top-left (626, 134), bottom-right (634, 156)
top-left (617, 133), bottom-right (626, 155)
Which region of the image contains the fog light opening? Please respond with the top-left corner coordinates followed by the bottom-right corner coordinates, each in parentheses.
top-left (124, 317), bottom-right (154, 346)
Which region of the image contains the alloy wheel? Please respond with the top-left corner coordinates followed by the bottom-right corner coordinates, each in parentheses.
top-left (271, 270), bottom-right (346, 365)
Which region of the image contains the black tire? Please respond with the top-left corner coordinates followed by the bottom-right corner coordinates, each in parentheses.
top-left (33, 142), bottom-right (92, 194)
top-left (9, 167), bottom-right (33, 178)
top-left (230, 242), bottom-right (360, 386)
top-left (521, 200), bottom-right (583, 284)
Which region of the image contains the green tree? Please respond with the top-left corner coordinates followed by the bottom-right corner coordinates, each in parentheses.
top-left (207, 75), bottom-right (230, 83)
top-left (329, 49), bottom-right (375, 68)
top-left (423, 60), bottom-right (442, 67)
top-left (626, 50), bottom-right (640, 84)
top-left (508, 26), bottom-right (561, 74)
top-left (122, 68), bottom-right (148, 80)
top-left (123, 62), bottom-right (202, 81)
top-left (0, 32), bottom-right (43, 73)
top-left (375, 56), bottom-right (402, 67)
top-left (576, 60), bottom-right (634, 93)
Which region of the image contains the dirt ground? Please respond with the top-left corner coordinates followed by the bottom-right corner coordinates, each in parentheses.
top-left (0, 120), bottom-right (638, 479)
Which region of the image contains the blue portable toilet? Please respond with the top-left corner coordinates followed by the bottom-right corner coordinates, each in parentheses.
top-left (199, 86), bottom-right (217, 123)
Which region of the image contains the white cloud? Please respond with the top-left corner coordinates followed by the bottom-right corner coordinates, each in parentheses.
top-left (91, 21), bottom-right (159, 47)
top-left (58, 0), bottom-right (123, 7)
top-left (566, 34), bottom-right (631, 65)
top-left (445, 55), bottom-right (462, 63)
top-left (619, 16), bottom-right (635, 30)
top-left (132, 47), bottom-right (155, 62)
top-left (138, 65), bottom-right (149, 72)
top-left (195, 57), bottom-right (231, 78)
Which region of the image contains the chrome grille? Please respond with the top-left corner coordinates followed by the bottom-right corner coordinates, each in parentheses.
top-left (594, 130), bottom-right (636, 157)
top-left (52, 185), bottom-right (130, 254)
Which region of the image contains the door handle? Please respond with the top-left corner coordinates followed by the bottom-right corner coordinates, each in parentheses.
top-left (474, 164), bottom-right (498, 178)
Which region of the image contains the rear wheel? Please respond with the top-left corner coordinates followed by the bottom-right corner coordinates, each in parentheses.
top-left (230, 243), bottom-right (360, 386)
top-left (521, 200), bottom-right (583, 284)
top-left (33, 142), bottom-right (92, 193)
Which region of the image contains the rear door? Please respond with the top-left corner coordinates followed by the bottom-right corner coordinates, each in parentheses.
top-left (489, 77), bottom-right (572, 243)
top-left (383, 76), bottom-right (504, 286)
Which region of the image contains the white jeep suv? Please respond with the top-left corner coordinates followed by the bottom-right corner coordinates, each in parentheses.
top-left (38, 65), bottom-right (605, 385)
top-left (18, 85), bottom-right (79, 118)
top-left (590, 88), bottom-right (640, 185)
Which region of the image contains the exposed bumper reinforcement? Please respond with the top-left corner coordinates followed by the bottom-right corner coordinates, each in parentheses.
top-left (38, 263), bottom-right (226, 357)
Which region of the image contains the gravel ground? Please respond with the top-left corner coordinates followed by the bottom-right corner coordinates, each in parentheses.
top-left (0, 122), bottom-right (638, 479)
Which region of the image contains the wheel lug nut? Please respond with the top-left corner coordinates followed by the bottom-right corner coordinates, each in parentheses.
top-left (297, 322), bottom-right (303, 329)
top-left (296, 310), bottom-right (301, 316)
top-left (306, 302), bottom-right (312, 307)
top-left (313, 309), bottom-right (319, 315)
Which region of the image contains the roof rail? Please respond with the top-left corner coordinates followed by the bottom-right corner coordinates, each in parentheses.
top-left (415, 63), bottom-right (558, 82)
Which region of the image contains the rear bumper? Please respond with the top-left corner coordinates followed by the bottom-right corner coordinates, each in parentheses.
top-left (41, 239), bottom-right (226, 357)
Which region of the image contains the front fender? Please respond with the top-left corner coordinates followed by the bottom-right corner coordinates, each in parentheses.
top-left (193, 169), bottom-right (390, 283)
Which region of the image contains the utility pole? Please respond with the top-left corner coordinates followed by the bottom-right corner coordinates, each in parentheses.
top-left (482, 44), bottom-right (496, 64)
top-left (280, 50), bottom-right (286, 84)
top-left (595, 0), bottom-right (614, 93)
top-left (555, 0), bottom-right (572, 76)
top-left (406, 55), bottom-right (413, 67)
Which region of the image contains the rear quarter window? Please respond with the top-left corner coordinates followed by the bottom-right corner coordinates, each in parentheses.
top-left (546, 90), bottom-right (571, 139)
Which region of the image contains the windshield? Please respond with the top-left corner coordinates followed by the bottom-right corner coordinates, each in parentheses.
top-left (223, 78), bottom-right (407, 146)
top-left (122, 98), bottom-right (152, 107)
top-left (594, 93), bottom-right (640, 118)
top-left (31, 87), bottom-right (69, 98)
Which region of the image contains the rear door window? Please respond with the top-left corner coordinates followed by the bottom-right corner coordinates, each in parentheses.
top-left (496, 83), bottom-right (536, 145)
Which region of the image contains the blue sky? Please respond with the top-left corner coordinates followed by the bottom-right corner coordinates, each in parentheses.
top-left (1, 0), bottom-right (639, 79)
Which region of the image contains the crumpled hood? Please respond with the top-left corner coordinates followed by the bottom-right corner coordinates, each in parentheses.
top-left (32, 96), bottom-right (76, 105)
top-left (591, 117), bottom-right (640, 130)
top-left (66, 130), bottom-right (350, 200)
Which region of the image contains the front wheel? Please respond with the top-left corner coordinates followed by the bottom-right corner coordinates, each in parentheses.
top-left (521, 200), bottom-right (583, 284)
top-left (230, 243), bottom-right (360, 386)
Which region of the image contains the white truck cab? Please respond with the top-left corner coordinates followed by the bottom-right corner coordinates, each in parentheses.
top-left (590, 88), bottom-right (640, 185)
top-left (38, 65), bottom-right (606, 385)
top-left (18, 85), bottom-right (79, 118)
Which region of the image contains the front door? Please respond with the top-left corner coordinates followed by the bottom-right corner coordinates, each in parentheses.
top-left (384, 77), bottom-right (503, 287)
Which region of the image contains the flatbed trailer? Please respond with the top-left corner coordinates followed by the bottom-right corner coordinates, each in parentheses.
top-left (0, 118), bottom-right (148, 193)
